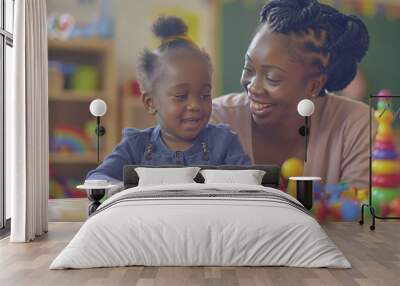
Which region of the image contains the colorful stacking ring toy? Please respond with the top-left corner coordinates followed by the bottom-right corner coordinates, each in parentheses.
top-left (372, 187), bottom-right (400, 201)
top-left (372, 160), bottom-right (400, 175)
top-left (374, 141), bottom-right (396, 151)
top-left (372, 174), bottom-right (400, 188)
top-left (375, 133), bottom-right (395, 143)
top-left (375, 110), bottom-right (394, 124)
top-left (373, 150), bottom-right (398, 160)
top-left (378, 89), bottom-right (392, 97)
top-left (377, 101), bottom-right (389, 110)
top-left (377, 124), bottom-right (393, 136)
top-left (375, 136), bottom-right (395, 144)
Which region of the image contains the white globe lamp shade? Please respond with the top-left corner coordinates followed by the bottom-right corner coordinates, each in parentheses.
top-left (297, 99), bottom-right (315, 117)
top-left (90, 99), bottom-right (107, 117)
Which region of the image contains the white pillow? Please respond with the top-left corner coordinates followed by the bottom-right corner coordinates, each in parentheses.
top-left (200, 169), bottom-right (266, 185)
top-left (135, 167), bottom-right (201, 186)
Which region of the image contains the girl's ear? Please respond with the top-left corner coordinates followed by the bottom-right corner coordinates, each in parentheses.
top-left (142, 93), bottom-right (157, 115)
top-left (309, 74), bottom-right (327, 97)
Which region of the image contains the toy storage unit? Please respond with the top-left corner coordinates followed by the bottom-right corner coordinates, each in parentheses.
top-left (48, 38), bottom-right (118, 220)
top-left (118, 80), bottom-right (156, 131)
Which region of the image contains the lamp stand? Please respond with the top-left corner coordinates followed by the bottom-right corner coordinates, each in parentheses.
top-left (95, 116), bottom-right (106, 163)
top-left (298, 117), bottom-right (310, 162)
top-left (87, 117), bottom-right (107, 215)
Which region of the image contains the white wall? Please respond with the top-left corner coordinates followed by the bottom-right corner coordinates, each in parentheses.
top-left (46, 0), bottom-right (217, 83)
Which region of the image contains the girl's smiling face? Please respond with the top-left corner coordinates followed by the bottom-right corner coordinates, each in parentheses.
top-left (145, 51), bottom-right (212, 149)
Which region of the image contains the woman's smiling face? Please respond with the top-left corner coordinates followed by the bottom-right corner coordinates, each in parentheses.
top-left (241, 25), bottom-right (324, 126)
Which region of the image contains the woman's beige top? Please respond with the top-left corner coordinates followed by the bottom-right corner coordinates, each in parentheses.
top-left (211, 92), bottom-right (377, 188)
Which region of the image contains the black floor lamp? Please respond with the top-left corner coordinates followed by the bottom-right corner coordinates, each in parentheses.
top-left (89, 99), bottom-right (107, 163)
top-left (86, 99), bottom-right (107, 215)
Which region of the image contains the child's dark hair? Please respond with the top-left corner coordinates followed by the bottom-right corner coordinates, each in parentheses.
top-left (259, 0), bottom-right (369, 94)
top-left (137, 16), bottom-right (212, 94)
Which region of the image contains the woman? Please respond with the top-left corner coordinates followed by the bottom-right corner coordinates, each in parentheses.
top-left (211, 0), bottom-right (376, 188)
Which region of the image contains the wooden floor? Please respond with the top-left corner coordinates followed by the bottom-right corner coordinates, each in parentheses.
top-left (0, 221), bottom-right (399, 286)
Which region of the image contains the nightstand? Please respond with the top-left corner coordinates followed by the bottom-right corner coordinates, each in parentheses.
top-left (289, 176), bottom-right (321, 210)
top-left (77, 181), bottom-right (121, 215)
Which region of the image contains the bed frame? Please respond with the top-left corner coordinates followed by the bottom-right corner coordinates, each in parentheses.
top-left (87, 165), bottom-right (281, 215)
top-left (123, 165), bottom-right (280, 189)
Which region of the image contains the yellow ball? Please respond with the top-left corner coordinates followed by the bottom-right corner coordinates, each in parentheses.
top-left (342, 188), bottom-right (357, 199)
top-left (375, 109), bottom-right (394, 124)
top-left (356, 189), bottom-right (368, 203)
top-left (281, 157), bottom-right (304, 179)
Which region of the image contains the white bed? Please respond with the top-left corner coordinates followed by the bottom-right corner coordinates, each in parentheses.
top-left (50, 183), bottom-right (350, 269)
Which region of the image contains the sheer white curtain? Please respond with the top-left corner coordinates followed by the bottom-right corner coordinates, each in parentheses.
top-left (7, 0), bottom-right (48, 242)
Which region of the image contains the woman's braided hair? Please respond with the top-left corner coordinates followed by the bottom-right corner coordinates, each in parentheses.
top-left (260, 0), bottom-right (369, 94)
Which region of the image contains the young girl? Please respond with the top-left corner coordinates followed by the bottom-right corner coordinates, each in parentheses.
top-left (87, 16), bottom-right (251, 183)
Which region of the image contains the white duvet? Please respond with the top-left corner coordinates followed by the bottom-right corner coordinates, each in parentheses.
top-left (50, 183), bottom-right (350, 269)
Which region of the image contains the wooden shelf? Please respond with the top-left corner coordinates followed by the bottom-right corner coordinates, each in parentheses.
top-left (49, 90), bottom-right (104, 102)
top-left (48, 37), bottom-right (117, 200)
top-left (119, 94), bottom-right (156, 130)
top-left (50, 153), bottom-right (99, 164)
top-left (125, 95), bottom-right (143, 108)
top-left (48, 38), bottom-right (113, 52)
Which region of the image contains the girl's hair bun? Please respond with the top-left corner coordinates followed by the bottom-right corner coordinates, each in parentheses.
top-left (152, 16), bottom-right (188, 40)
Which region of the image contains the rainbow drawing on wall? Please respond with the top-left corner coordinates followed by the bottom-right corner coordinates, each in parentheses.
top-left (84, 119), bottom-right (97, 149)
top-left (51, 124), bottom-right (92, 154)
top-left (50, 177), bottom-right (87, 199)
top-left (371, 89), bottom-right (400, 217)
